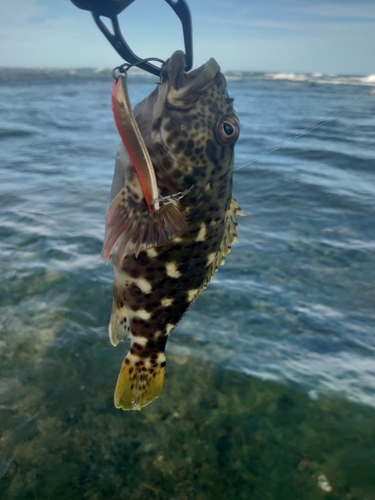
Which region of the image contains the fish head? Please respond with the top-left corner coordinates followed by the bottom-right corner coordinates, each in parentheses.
top-left (134, 50), bottom-right (240, 190)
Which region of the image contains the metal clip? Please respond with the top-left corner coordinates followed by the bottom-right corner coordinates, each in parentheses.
top-left (112, 57), bottom-right (166, 80)
top-left (150, 185), bottom-right (195, 209)
top-left (70, 0), bottom-right (193, 76)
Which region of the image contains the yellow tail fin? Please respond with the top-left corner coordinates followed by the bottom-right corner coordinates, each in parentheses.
top-left (114, 352), bottom-right (166, 411)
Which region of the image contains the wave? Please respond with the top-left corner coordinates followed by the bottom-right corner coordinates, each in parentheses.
top-left (0, 126), bottom-right (37, 139)
top-left (1, 67), bottom-right (374, 87)
top-left (224, 71), bottom-right (375, 87)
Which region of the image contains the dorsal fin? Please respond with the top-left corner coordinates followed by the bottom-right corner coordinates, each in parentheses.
top-left (204, 196), bottom-right (244, 285)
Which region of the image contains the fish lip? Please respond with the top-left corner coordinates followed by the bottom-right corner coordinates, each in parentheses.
top-left (163, 50), bottom-right (220, 108)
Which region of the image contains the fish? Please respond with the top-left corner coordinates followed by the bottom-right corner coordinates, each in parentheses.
top-left (102, 50), bottom-right (243, 411)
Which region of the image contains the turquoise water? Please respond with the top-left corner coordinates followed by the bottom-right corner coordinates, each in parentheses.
top-left (1, 68), bottom-right (375, 498)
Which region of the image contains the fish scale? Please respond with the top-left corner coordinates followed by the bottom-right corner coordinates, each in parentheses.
top-left (103, 50), bottom-right (243, 410)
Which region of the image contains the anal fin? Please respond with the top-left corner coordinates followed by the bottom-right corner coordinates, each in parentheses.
top-left (109, 298), bottom-right (131, 347)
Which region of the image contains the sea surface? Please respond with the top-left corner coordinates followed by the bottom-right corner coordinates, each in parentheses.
top-left (0, 67), bottom-right (375, 499)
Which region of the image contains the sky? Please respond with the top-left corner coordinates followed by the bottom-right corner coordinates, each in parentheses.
top-left (0, 0), bottom-right (374, 74)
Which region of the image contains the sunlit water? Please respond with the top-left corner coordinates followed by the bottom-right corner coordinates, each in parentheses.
top-left (1, 68), bottom-right (375, 499)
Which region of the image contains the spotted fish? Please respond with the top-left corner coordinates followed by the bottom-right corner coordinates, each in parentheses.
top-left (102, 50), bottom-right (243, 411)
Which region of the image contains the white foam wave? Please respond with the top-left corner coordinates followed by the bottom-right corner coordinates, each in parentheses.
top-left (360, 74), bottom-right (375, 83)
top-left (250, 72), bottom-right (375, 87)
top-left (265, 72), bottom-right (309, 82)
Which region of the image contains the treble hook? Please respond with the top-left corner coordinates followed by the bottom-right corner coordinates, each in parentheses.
top-left (70, 0), bottom-right (193, 76)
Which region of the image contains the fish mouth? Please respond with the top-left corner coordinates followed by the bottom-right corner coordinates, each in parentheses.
top-left (163, 50), bottom-right (220, 108)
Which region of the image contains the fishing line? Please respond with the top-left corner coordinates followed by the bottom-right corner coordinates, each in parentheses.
top-left (234, 86), bottom-right (375, 171)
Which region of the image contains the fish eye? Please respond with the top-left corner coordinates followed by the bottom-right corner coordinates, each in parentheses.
top-left (223, 122), bottom-right (234, 135)
top-left (217, 116), bottom-right (240, 144)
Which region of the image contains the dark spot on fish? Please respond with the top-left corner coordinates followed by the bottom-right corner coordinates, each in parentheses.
top-left (164, 120), bottom-right (173, 132)
top-left (125, 358), bottom-right (130, 365)
top-left (172, 243), bottom-right (183, 252)
top-left (161, 361), bottom-right (166, 368)
top-left (145, 272), bottom-right (155, 282)
top-left (194, 166), bottom-right (206, 178)
top-left (184, 174), bottom-right (196, 187)
top-left (162, 158), bottom-right (173, 170)
top-left (179, 254), bottom-right (190, 263)
top-left (219, 187), bottom-right (227, 199)
top-left (145, 301), bottom-right (159, 313)
top-left (156, 142), bottom-right (168, 155)
top-left (128, 196), bottom-right (146, 211)
top-left (152, 116), bottom-right (162, 131)
top-left (136, 252), bottom-right (150, 266)
top-left (205, 139), bottom-right (218, 165)
top-left (129, 268), bottom-right (140, 279)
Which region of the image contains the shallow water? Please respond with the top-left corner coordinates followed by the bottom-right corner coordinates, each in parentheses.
top-left (1, 68), bottom-right (375, 498)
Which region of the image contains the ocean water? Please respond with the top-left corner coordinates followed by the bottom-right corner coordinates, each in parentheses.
top-left (0, 67), bottom-right (375, 499)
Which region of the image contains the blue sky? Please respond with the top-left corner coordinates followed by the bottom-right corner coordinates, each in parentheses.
top-left (0, 0), bottom-right (374, 74)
